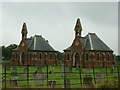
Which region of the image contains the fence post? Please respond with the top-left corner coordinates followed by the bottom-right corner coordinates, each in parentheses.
top-left (79, 64), bottom-right (82, 86)
top-left (46, 65), bottom-right (48, 86)
top-left (4, 64), bottom-right (6, 88)
top-left (117, 66), bottom-right (120, 88)
top-left (64, 64), bottom-right (66, 88)
top-left (105, 67), bottom-right (108, 82)
top-left (92, 66), bottom-right (96, 84)
top-left (27, 65), bottom-right (29, 85)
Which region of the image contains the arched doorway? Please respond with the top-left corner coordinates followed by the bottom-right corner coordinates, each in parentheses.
top-left (21, 52), bottom-right (25, 64)
top-left (75, 52), bottom-right (80, 67)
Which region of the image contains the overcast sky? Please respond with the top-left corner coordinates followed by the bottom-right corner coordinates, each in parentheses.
top-left (1, 2), bottom-right (118, 54)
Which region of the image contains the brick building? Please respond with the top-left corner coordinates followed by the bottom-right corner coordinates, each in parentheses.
top-left (63, 18), bottom-right (115, 67)
top-left (12, 23), bottom-right (57, 65)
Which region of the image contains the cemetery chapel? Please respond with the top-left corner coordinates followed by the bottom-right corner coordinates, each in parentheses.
top-left (62, 18), bottom-right (115, 68)
top-left (12, 23), bottom-right (57, 65)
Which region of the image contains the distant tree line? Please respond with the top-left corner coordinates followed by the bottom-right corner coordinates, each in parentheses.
top-left (1, 44), bottom-right (63, 61)
top-left (1, 44), bottom-right (18, 60)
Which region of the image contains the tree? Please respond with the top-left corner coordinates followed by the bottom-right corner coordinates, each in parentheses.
top-left (2, 44), bottom-right (18, 60)
top-left (56, 51), bottom-right (63, 61)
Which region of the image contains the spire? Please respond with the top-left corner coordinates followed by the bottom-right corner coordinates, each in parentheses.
top-left (21, 23), bottom-right (28, 38)
top-left (74, 18), bottom-right (82, 36)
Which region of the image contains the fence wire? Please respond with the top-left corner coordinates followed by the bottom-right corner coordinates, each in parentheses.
top-left (1, 63), bottom-right (120, 88)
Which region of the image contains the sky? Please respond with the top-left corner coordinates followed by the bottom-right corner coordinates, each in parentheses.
top-left (1, 1), bottom-right (119, 54)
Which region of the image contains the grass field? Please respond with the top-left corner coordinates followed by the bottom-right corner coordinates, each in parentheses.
top-left (1, 64), bottom-right (120, 88)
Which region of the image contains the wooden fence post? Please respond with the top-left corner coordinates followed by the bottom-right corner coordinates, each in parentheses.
top-left (105, 67), bottom-right (108, 82)
top-left (92, 66), bottom-right (96, 84)
top-left (27, 65), bottom-right (29, 85)
top-left (117, 66), bottom-right (120, 88)
top-left (79, 65), bottom-right (82, 86)
top-left (4, 64), bottom-right (6, 88)
top-left (47, 65), bottom-right (48, 86)
top-left (64, 64), bottom-right (66, 88)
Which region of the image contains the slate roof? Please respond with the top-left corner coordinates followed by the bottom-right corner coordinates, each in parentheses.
top-left (64, 33), bottom-right (113, 51)
top-left (15, 35), bottom-right (56, 52)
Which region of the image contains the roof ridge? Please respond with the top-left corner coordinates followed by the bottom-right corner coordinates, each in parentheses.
top-left (88, 32), bottom-right (96, 34)
top-left (88, 34), bottom-right (93, 50)
top-left (35, 35), bottom-right (42, 37)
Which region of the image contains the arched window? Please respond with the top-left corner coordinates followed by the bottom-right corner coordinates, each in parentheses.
top-left (67, 54), bottom-right (69, 60)
top-left (97, 54), bottom-right (100, 61)
top-left (22, 33), bottom-right (25, 38)
top-left (108, 54), bottom-right (110, 61)
top-left (64, 53), bottom-right (66, 60)
top-left (40, 53), bottom-right (42, 59)
top-left (26, 53), bottom-right (29, 60)
top-left (82, 53), bottom-right (84, 60)
top-left (50, 53), bottom-right (52, 59)
top-left (16, 53), bottom-right (18, 60)
top-left (21, 52), bottom-right (25, 63)
top-left (86, 53), bottom-right (89, 61)
top-left (102, 53), bottom-right (105, 60)
top-left (30, 53), bottom-right (32, 60)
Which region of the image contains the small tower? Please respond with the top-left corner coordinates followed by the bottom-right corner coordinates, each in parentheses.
top-left (21, 23), bottom-right (28, 39)
top-left (74, 18), bottom-right (82, 36)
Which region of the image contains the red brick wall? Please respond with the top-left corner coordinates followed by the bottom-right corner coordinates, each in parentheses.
top-left (63, 50), bottom-right (115, 68)
top-left (12, 51), bottom-right (57, 65)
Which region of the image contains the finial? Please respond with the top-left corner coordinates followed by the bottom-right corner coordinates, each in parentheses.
top-left (74, 18), bottom-right (82, 36)
top-left (74, 18), bottom-right (82, 31)
top-left (21, 22), bottom-right (28, 38)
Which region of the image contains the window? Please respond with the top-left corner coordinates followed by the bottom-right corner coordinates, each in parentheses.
top-left (108, 54), bottom-right (110, 61)
top-left (97, 54), bottom-right (100, 61)
top-left (15, 53), bottom-right (17, 60)
top-left (82, 53), bottom-right (84, 60)
top-left (40, 53), bottom-right (42, 59)
top-left (26, 53), bottom-right (29, 60)
top-left (50, 54), bottom-right (52, 59)
top-left (30, 53), bottom-right (32, 60)
top-left (64, 53), bottom-right (66, 60)
top-left (67, 54), bottom-right (69, 60)
top-left (102, 54), bottom-right (105, 60)
top-left (86, 54), bottom-right (88, 61)
top-left (22, 33), bottom-right (24, 37)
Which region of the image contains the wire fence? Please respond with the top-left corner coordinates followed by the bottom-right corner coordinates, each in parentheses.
top-left (1, 63), bottom-right (120, 88)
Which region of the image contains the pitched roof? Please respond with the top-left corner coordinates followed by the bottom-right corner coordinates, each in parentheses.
top-left (64, 33), bottom-right (113, 51)
top-left (27, 35), bottom-right (56, 51)
top-left (15, 35), bottom-right (56, 52)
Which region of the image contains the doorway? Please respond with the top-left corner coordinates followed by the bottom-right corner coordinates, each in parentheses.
top-left (75, 52), bottom-right (80, 67)
top-left (21, 52), bottom-right (25, 64)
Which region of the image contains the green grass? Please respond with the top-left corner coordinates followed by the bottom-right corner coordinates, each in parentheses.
top-left (1, 65), bottom-right (120, 88)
